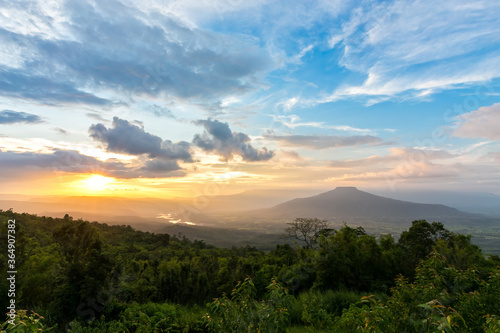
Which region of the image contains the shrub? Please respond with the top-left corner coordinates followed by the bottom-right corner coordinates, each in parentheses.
top-left (1, 310), bottom-right (54, 332)
top-left (204, 276), bottom-right (293, 333)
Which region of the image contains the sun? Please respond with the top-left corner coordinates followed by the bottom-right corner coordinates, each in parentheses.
top-left (82, 174), bottom-right (115, 191)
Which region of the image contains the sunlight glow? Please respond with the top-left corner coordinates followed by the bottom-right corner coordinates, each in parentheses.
top-left (82, 175), bottom-right (115, 191)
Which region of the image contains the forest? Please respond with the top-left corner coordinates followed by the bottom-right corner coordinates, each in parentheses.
top-left (1, 209), bottom-right (500, 332)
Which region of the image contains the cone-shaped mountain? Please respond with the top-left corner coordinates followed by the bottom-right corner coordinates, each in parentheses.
top-left (259, 187), bottom-right (476, 219)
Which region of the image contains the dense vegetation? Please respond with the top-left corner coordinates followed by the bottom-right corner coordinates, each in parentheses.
top-left (1, 209), bottom-right (499, 332)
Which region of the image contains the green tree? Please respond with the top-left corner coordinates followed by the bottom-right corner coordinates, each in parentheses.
top-left (336, 250), bottom-right (500, 332)
top-left (398, 220), bottom-right (452, 277)
top-left (52, 220), bottom-right (112, 322)
top-left (316, 225), bottom-right (386, 291)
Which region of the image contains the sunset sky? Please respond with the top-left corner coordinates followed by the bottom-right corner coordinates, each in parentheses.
top-left (1, 0), bottom-right (500, 198)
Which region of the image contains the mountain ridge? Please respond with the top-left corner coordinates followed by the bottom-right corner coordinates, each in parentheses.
top-left (253, 187), bottom-right (480, 220)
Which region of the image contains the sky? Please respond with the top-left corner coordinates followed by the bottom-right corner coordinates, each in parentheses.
top-left (1, 0), bottom-right (500, 198)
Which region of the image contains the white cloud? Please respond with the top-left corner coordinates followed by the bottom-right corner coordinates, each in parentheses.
top-left (324, 162), bottom-right (466, 183)
top-left (287, 44), bottom-right (315, 65)
top-left (329, 147), bottom-right (457, 168)
top-left (270, 114), bottom-right (372, 132)
top-left (277, 97), bottom-right (299, 112)
top-left (119, 0), bottom-right (268, 27)
top-left (453, 103), bottom-right (500, 140)
top-left (0, 0), bottom-right (73, 40)
top-left (324, 0), bottom-right (500, 103)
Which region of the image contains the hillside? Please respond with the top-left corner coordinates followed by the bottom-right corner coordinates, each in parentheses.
top-left (2, 209), bottom-right (499, 332)
top-left (254, 187), bottom-right (480, 221)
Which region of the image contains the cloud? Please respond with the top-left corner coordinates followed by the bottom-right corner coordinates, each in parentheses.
top-left (0, 148), bottom-right (184, 179)
top-left (86, 113), bottom-right (108, 122)
top-left (193, 118), bottom-right (274, 161)
top-left (487, 151), bottom-right (500, 164)
top-left (270, 114), bottom-right (372, 132)
top-left (89, 117), bottom-right (193, 162)
top-left (265, 134), bottom-right (385, 149)
top-left (146, 104), bottom-right (176, 118)
top-left (54, 128), bottom-right (68, 135)
top-left (272, 149), bottom-right (309, 167)
top-left (329, 147), bottom-right (457, 168)
top-left (140, 159), bottom-right (181, 173)
top-left (324, 0), bottom-right (500, 103)
top-left (280, 150), bottom-right (303, 160)
top-left (323, 162), bottom-right (466, 183)
top-left (278, 97), bottom-right (300, 112)
top-left (322, 147), bottom-right (464, 185)
top-left (453, 103), bottom-right (500, 140)
top-left (0, 148), bottom-right (124, 176)
top-left (0, 68), bottom-right (111, 106)
top-left (0, 110), bottom-right (43, 124)
top-left (0, 0), bottom-right (274, 106)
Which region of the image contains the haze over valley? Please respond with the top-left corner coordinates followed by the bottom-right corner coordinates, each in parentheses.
top-left (3, 187), bottom-right (499, 253)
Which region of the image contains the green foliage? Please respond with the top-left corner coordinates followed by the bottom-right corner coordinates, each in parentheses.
top-left (205, 277), bottom-right (293, 332)
top-left (67, 302), bottom-right (207, 332)
top-left (300, 299), bottom-right (334, 330)
top-left (336, 250), bottom-right (500, 332)
top-left (288, 288), bottom-right (367, 327)
top-left (484, 315), bottom-right (500, 333)
top-left (1, 310), bottom-right (54, 332)
top-left (315, 224), bottom-right (388, 291)
top-left (398, 220), bottom-right (453, 278)
top-left (2, 210), bottom-right (499, 333)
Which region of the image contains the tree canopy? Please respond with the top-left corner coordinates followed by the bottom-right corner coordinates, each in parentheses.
top-left (1, 210), bottom-right (499, 332)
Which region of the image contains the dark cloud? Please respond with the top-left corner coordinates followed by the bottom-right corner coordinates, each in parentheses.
top-left (193, 119), bottom-right (274, 161)
top-left (0, 110), bottom-right (43, 124)
top-left (264, 134), bottom-right (385, 149)
top-left (0, 149), bottom-right (184, 179)
top-left (89, 117), bottom-right (193, 162)
top-left (0, 148), bottom-right (123, 174)
top-left (0, 64), bottom-right (111, 106)
top-left (140, 159), bottom-right (181, 173)
top-left (0, 0), bottom-right (273, 105)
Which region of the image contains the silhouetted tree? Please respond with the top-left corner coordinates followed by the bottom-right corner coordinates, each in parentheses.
top-left (285, 218), bottom-right (329, 249)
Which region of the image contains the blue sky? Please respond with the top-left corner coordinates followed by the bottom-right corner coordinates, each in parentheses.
top-left (1, 0), bottom-right (500, 197)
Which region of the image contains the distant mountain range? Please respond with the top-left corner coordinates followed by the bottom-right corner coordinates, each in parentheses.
top-left (1, 187), bottom-right (498, 250)
top-left (0, 187), bottom-right (496, 232)
top-left (252, 187), bottom-right (481, 221)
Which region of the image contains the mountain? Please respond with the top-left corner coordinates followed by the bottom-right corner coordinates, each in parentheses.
top-left (254, 187), bottom-right (480, 221)
top-left (190, 188), bottom-right (324, 212)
